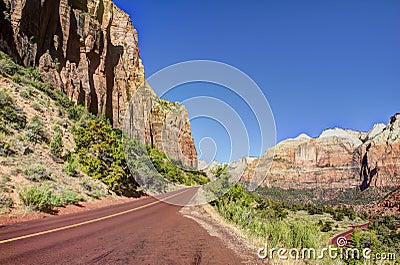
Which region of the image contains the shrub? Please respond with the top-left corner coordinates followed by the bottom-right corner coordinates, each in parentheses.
top-left (19, 186), bottom-right (54, 212)
top-left (73, 117), bottom-right (140, 197)
top-left (63, 161), bottom-right (78, 177)
top-left (0, 174), bottom-right (12, 192)
top-left (67, 105), bottom-right (85, 120)
top-left (3, 11), bottom-right (10, 21)
top-left (0, 193), bottom-right (13, 209)
top-left (20, 89), bottom-right (33, 99)
top-left (0, 141), bottom-right (14, 157)
top-left (321, 221), bottom-right (334, 232)
top-left (31, 102), bottom-right (43, 112)
top-left (333, 212), bottom-right (345, 221)
top-left (25, 116), bottom-right (48, 143)
top-left (50, 131), bottom-right (63, 158)
top-left (24, 164), bottom-right (51, 182)
top-left (0, 89), bottom-right (27, 130)
top-left (19, 185), bottom-right (85, 212)
top-left (56, 190), bottom-right (84, 206)
top-left (0, 51), bottom-right (21, 76)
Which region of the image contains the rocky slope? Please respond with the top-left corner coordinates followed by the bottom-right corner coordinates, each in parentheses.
top-left (0, 0), bottom-right (197, 166)
top-left (242, 114), bottom-right (400, 191)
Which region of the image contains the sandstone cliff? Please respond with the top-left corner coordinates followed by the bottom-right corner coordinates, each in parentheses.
top-left (125, 84), bottom-right (197, 168)
top-left (0, 0), bottom-right (197, 166)
top-left (243, 114), bottom-right (400, 190)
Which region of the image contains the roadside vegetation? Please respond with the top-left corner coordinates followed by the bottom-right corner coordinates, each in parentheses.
top-left (347, 215), bottom-right (400, 264)
top-left (209, 165), bottom-right (399, 264)
top-left (146, 146), bottom-right (209, 186)
top-left (18, 185), bottom-right (84, 213)
top-left (0, 51), bottom-right (210, 213)
top-left (211, 182), bottom-right (370, 249)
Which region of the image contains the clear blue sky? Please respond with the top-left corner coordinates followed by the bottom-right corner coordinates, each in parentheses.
top-left (114, 0), bottom-right (400, 163)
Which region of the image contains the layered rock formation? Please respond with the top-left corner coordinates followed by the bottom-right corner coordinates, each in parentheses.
top-left (0, 0), bottom-right (198, 166)
top-left (0, 0), bottom-right (144, 126)
top-left (125, 84), bottom-right (197, 168)
top-left (243, 114), bottom-right (400, 190)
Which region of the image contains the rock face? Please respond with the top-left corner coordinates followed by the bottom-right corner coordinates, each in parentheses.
top-left (125, 84), bottom-right (197, 168)
top-left (243, 114), bottom-right (400, 190)
top-left (0, 0), bottom-right (198, 165)
top-left (0, 0), bottom-right (144, 126)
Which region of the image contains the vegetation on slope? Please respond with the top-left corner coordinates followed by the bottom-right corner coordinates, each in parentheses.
top-left (146, 146), bottom-right (209, 186)
top-left (348, 215), bottom-right (400, 264)
top-left (256, 186), bottom-right (396, 206)
top-left (0, 51), bottom-right (209, 213)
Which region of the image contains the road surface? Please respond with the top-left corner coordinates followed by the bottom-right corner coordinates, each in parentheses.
top-left (0, 188), bottom-right (243, 264)
top-left (331, 222), bottom-right (369, 247)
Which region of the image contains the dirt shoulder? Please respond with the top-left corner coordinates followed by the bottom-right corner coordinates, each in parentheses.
top-left (180, 204), bottom-right (269, 264)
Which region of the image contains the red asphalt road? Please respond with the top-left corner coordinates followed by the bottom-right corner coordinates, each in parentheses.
top-left (331, 222), bottom-right (369, 247)
top-left (0, 188), bottom-right (244, 264)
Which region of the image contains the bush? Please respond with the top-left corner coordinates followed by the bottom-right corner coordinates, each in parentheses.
top-left (0, 52), bottom-right (20, 76)
top-left (0, 141), bottom-right (14, 157)
top-left (24, 164), bottom-right (51, 182)
top-left (25, 116), bottom-right (48, 143)
top-left (19, 186), bottom-right (54, 212)
top-left (31, 102), bottom-right (43, 112)
top-left (20, 88), bottom-right (33, 99)
top-left (0, 89), bottom-right (27, 130)
top-left (321, 221), bottom-right (333, 232)
top-left (0, 193), bottom-right (13, 209)
top-left (333, 212), bottom-right (345, 221)
top-left (56, 190), bottom-right (84, 206)
top-left (0, 174), bottom-right (12, 192)
top-left (63, 160), bottom-right (78, 177)
top-left (67, 105), bottom-right (85, 120)
top-left (73, 117), bottom-right (140, 196)
top-left (19, 185), bottom-right (85, 212)
top-left (50, 131), bottom-right (63, 158)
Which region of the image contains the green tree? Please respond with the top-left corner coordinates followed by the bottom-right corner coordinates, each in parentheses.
top-left (50, 131), bottom-right (63, 158)
top-left (73, 117), bottom-right (140, 197)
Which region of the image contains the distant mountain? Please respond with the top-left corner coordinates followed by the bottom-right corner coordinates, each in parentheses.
top-left (242, 113), bottom-right (400, 191)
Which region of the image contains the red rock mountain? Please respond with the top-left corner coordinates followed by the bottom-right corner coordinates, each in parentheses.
top-left (242, 113), bottom-right (400, 191)
top-left (0, 0), bottom-right (197, 167)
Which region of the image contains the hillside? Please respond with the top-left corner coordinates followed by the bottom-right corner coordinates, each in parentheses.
top-left (0, 0), bottom-right (197, 168)
top-left (0, 56), bottom-right (111, 215)
top-left (0, 51), bottom-right (208, 216)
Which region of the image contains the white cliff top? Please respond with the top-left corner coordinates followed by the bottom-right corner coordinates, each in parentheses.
top-left (295, 133), bottom-right (312, 140)
top-left (367, 123), bottom-right (386, 139)
top-left (319, 128), bottom-right (357, 139)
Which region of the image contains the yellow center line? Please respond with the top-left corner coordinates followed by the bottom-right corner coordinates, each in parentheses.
top-left (0, 189), bottom-right (189, 245)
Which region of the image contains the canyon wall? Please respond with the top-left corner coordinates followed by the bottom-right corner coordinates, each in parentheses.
top-left (0, 0), bottom-right (197, 167)
top-left (243, 113), bottom-right (400, 190)
top-left (125, 84), bottom-right (197, 168)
